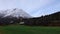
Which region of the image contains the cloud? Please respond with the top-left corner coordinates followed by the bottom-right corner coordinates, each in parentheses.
top-left (0, 0), bottom-right (59, 17)
top-left (33, 0), bottom-right (60, 17)
top-left (0, 0), bottom-right (56, 11)
top-left (19, 0), bottom-right (56, 17)
top-left (0, 0), bottom-right (17, 10)
top-left (19, 0), bottom-right (55, 12)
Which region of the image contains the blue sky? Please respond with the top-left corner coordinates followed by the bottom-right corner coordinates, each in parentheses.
top-left (0, 0), bottom-right (60, 17)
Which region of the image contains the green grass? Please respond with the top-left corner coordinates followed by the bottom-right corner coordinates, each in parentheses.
top-left (0, 25), bottom-right (60, 34)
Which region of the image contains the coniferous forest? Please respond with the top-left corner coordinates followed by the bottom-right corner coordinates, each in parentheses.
top-left (24, 11), bottom-right (60, 26)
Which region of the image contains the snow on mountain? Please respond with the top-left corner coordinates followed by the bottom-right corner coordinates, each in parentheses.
top-left (0, 8), bottom-right (32, 18)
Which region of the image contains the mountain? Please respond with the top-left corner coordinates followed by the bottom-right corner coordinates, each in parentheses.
top-left (24, 11), bottom-right (60, 26)
top-left (0, 8), bottom-right (32, 25)
top-left (0, 8), bottom-right (32, 18)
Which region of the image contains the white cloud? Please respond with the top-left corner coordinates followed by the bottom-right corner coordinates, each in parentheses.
top-left (33, 0), bottom-right (60, 17)
top-left (0, 0), bottom-right (55, 10)
top-left (19, 0), bottom-right (55, 13)
top-left (0, 0), bottom-right (17, 10)
top-left (0, 0), bottom-right (58, 17)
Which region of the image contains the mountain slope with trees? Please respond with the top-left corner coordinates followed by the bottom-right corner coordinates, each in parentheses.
top-left (24, 11), bottom-right (60, 26)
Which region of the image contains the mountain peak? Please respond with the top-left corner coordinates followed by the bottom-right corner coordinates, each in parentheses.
top-left (13, 8), bottom-right (17, 10)
top-left (0, 8), bottom-right (32, 18)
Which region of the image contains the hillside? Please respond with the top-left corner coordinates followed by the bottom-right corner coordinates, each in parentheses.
top-left (0, 8), bottom-right (32, 18)
top-left (24, 11), bottom-right (60, 26)
top-left (0, 8), bottom-right (32, 25)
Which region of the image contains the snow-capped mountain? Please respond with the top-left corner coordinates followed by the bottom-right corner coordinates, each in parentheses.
top-left (0, 8), bottom-right (32, 18)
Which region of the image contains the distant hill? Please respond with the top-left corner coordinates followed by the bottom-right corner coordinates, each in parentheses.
top-left (24, 11), bottom-right (60, 26)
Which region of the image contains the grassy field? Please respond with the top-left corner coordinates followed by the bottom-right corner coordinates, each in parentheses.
top-left (0, 25), bottom-right (60, 34)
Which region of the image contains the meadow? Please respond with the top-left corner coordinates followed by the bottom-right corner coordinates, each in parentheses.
top-left (0, 25), bottom-right (60, 34)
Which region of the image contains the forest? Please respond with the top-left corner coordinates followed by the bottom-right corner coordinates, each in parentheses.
top-left (24, 11), bottom-right (60, 26)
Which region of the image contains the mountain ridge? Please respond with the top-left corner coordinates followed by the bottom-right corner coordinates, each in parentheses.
top-left (0, 8), bottom-right (32, 18)
top-left (24, 11), bottom-right (60, 26)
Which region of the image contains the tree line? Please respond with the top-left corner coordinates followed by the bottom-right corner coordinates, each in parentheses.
top-left (24, 11), bottom-right (60, 26)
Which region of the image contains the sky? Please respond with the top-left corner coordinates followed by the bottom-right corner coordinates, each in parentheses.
top-left (0, 0), bottom-right (60, 17)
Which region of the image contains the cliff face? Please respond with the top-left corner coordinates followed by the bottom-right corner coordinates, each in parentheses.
top-left (24, 11), bottom-right (60, 26)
